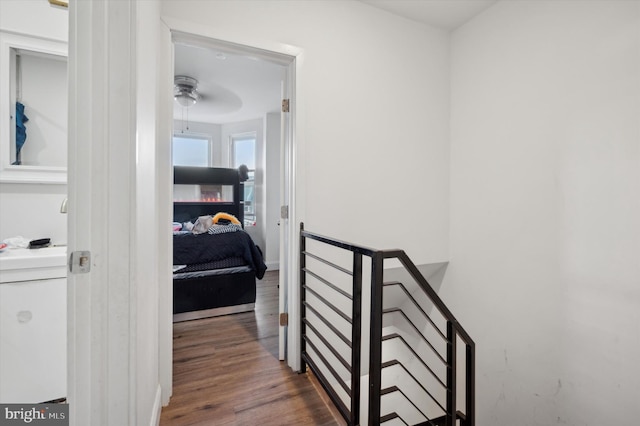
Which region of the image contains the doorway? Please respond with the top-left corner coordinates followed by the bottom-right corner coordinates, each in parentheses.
top-left (168, 31), bottom-right (296, 367)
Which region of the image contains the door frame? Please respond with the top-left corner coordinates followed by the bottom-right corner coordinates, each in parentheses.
top-left (164, 27), bottom-right (304, 379)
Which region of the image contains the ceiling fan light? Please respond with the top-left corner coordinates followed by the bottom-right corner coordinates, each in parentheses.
top-left (175, 91), bottom-right (198, 107)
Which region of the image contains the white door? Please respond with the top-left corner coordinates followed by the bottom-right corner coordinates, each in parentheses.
top-left (68, 1), bottom-right (141, 424)
top-left (278, 60), bottom-right (300, 371)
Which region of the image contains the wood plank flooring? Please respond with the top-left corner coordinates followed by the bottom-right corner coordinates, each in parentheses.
top-left (160, 271), bottom-right (340, 426)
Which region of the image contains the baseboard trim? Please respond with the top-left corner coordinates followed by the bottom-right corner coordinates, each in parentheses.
top-left (265, 261), bottom-right (280, 270)
top-left (173, 303), bottom-right (255, 322)
top-left (150, 384), bottom-right (162, 426)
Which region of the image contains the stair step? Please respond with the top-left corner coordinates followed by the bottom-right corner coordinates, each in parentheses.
top-left (415, 410), bottom-right (467, 426)
top-left (381, 359), bottom-right (400, 369)
top-left (380, 412), bottom-right (409, 425)
top-left (380, 385), bottom-right (399, 396)
top-left (382, 332), bottom-right (400, 341)
top-left (380, 412), bottom-right (399, 423)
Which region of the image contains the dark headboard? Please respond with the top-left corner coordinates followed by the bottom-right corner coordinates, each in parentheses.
top-left (173, 166), bottom-right (244, 225)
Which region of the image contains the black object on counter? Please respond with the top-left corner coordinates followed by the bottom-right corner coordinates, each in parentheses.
top-left (28, 238), bottom-right (51, 249)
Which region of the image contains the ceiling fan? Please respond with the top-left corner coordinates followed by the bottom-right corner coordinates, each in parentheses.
top-left (174, 75), bottom-right (201, 107)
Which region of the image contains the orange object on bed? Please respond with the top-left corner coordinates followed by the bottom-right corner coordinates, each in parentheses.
top-left (212, 212), bottom-right (241, 225)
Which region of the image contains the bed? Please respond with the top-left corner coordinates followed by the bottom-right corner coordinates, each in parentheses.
top-left (172, 166), bottom-right (267, 322)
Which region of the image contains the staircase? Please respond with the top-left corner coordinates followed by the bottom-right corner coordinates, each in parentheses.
top-left (300, 224), bottom-right (475, 426)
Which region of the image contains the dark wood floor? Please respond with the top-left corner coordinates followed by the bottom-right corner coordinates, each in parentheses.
top-left (160, 271), bottom-right (340, 426)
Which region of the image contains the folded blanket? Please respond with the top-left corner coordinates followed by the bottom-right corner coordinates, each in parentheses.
top-left (208, 223), bottom-right (243, 235)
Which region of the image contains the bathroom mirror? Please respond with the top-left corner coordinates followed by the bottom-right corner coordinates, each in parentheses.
top-left (0, 32), bottom-right (67, 184)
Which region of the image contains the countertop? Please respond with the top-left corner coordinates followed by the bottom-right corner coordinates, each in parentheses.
top-left (0, 246), bottom-right (67, 283)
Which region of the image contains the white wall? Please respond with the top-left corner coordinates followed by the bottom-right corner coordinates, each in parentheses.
top-left (0, 184), bottom-right (67, 245)
top-left (0, 0), bottom-right (68, 42)
top-left (161, 0), bottom-right (451, 265)
top-left (447, 1), bottom-right (640, 425)
top-left (0, 0), bottom-right (68, 246)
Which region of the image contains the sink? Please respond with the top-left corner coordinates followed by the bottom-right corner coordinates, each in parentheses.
top-left (0, 246), bottom-right (67, 283)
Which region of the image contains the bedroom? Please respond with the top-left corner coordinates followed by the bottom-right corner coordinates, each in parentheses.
top-left (169, 38), bottom-right (289, 336)
top-left (171, 39), bottom-right (285, 272)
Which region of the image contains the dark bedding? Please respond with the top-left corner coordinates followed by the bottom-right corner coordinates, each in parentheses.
top-left (173, 230), bottom-right (267, 279)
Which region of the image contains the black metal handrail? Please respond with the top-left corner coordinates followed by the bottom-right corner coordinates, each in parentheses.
top-left (300, 224), bottom-right (475, 426)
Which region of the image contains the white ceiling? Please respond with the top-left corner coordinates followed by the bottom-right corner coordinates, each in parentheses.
top-left (173, 43), bottom-right (285, 125)
top-left (359, 0), bottom-right (499, 30)
top-left (173, 0), bottom-right (499, 125)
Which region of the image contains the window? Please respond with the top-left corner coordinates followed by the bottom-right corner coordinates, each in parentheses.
top-left (232, 136), bottom-right (255, 170)
top-left (231, 134), bottom-right (256, 226)
top-left (172, 135), bottom-right (210, 167)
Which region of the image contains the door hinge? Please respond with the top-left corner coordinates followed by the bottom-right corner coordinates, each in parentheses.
top-left (282, 99), bottom-right (290, 113)
top-left (280, 205), bottom-right (289, 219)
top-left (279, 313), bottom-right (289, 326)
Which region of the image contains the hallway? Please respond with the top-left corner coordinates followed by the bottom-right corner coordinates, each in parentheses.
top-left (160, 271), bottom-right (340, 425)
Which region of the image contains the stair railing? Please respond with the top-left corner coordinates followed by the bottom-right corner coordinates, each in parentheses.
top-left (371, 250), bottom-right (475, 426)
top-left (300, 224), bottom-right (475, 426)
top-left (300, 223), bottom-right (376, 425)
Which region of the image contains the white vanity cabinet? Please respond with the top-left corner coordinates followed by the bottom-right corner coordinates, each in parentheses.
top-left (0, 247), bottom-right (66, 403)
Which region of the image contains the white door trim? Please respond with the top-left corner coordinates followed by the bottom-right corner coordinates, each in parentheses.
top-left (156, 18), bottom-right (174, 407)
